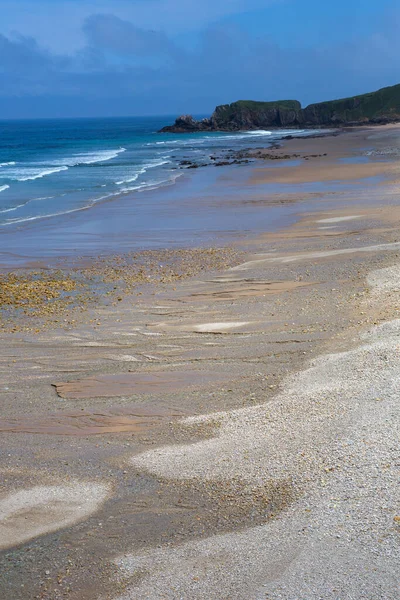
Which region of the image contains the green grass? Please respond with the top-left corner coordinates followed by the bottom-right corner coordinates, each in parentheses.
top-left (215, 100), bottom-right (301, 118)
top-left (209, 83), bottom-right (400, 128)
top-left (305, 84), bottom-right (400, 121)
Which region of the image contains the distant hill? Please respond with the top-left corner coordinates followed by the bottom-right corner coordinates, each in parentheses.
top-left (160, 84), bottom-right (400, 132)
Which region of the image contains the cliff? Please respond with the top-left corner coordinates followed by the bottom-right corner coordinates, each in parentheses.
top-left (160, 84), bottom-right (400, 132)
top-left (303, 84), bottom-right (400, 125)
top-left (209, 100), bottom-right (302, 130)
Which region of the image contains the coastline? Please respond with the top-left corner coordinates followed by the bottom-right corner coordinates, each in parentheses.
top-left (0, 119), bottom-right (328, 238)
top-left (1, 124), bottom-right (400, 599)
top-left (0, 124), bottom-right (397, 268)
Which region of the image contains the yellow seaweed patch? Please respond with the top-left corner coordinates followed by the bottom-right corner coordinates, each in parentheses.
top-left (0, 274), bottom-right (77, 308)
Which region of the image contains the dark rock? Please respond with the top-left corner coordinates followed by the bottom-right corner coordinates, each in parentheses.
top-left (160, 115), bottom-right (213, 133)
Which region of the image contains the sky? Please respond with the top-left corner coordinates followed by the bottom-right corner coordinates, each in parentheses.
top-left (0, 0), bottom-right (399, 118)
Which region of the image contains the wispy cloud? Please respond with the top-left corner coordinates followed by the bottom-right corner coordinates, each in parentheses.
top-left (83, 14), bottom-right (177, 59)
top-left (0, 4), bottom-right (399, 117)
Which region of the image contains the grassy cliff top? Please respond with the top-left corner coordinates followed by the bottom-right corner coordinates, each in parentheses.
top-left (215, 99), bottom-right (302, 114)
top-left (161, 83), bottom-right (400, 132)
top-left (305, 84), bottom-right (400, 118)
top-left (217, 84), bottom-right (400, 120)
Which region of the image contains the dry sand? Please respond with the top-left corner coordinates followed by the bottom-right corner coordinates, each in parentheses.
top-left (0, 482), bottom-right (110, 551)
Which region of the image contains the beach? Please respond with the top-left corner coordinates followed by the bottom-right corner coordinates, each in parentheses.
top-left (0, 124), bottom-right (399, 599)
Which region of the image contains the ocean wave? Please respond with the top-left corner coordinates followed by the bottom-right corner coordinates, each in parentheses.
top-left (0, 195), bottom-right (57, 215)
top-left (115, 158), bottom-right (171, 186)
top-left (4, 148), bottom-right (128, 183)
top-left (1, 191), bottom-right (113, 226)
top-left (0, 184), bottom-right (10, 193)
top-left (65, 147), bottom-right (127, 166)
top-left (116, 173), bottom-right (141, 185)
top-left (6, 165), bottom-right (69, 182)
top-left (149, 158), bottom-right (171, 167)
top-left (0, 201), bottom-right (27, 214)
top-left (245, 130), bottom-right (272, 136)
top-left (150, 129), bottom-right (318, 148)
top-left (2, 206), bottom-right (90, 226)
top-left (1, 172), bottom-right (183, 227)
top-left (0, 162), bottom-right (16, 167)
top-left (147, 140), bottom-right (194, 147)
top-left (119, 171), bottom-right (183, 194)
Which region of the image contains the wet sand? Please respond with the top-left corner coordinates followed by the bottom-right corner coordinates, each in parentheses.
top-left (0, 405), bottom-right (186, 436)
top-left (1, 124), bottom-right (400, 599)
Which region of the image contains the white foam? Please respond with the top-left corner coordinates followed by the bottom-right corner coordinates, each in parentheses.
top-left (118, 181), bottom-right (161, 194)
top-left (0, 202), bottom-right (26, 215)
top-left (0, 148), bottom-right (125, 182)
top-left (0, 174), bottom-right (182, 226)
top-left (0, 147), bottom-right (125, 187)
top-left (66, 147), bottom-right (126, 166)
top-left (151, 129), bottom-right (314, 148)
top-left (0, 174), bottom-right (180, 226)
top-left (1, 206), bottom-right (86, 226)
top-left (0, 192), bottom-right (116, 226)
top-left (0, 185), bottom-right (10, 193)
top-left (10, 165), bottom-right (69, 181)
top-left (245, 130), bottom-right (272, 136)
top-left (149, 158), bottom-right (171, 168)
top-left (149, 132), bottom-right (275, 147)
top-left (40, 147), bottom-right (126, 170)
top-left (119, 171), bottom-right (183, 194)
top-left (0, 162), bottom-right (16, 167)
top-left (116, 173), bottom-right (141, 185)
top-left (116, 158), bottom-right (171, 186)
top-left (0, 195), bottom-right (57, 216)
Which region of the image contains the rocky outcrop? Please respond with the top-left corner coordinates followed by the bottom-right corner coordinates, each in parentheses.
top-left (161, 115), bottom-right (213, 133)
top-left (160, 101), bottom-right (303, 133)
top-left (209, 100), bottom-right (303, 130)
top-left (160, 84), bottom-right (400, 132)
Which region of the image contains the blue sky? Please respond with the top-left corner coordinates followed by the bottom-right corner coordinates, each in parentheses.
top-left (0, 0), bottom-right (399, 118)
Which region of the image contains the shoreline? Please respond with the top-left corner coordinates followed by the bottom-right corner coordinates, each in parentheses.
top-left (1, 124), bottom-right (400, 599)
top-left (0, 123), bottom-right (330, 240)
top-left (0, 124), bottom-right (398, 269)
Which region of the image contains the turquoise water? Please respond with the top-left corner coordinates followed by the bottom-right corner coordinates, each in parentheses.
top-left (0, 117), bottom-right (321, 228)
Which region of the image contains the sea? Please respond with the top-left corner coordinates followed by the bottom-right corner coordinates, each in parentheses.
top-left (0, 116), bottom-right (321, 229)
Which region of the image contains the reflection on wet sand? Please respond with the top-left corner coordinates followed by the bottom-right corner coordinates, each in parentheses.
top-left (53, 369), bottom-right (232, 399)
top-left (0, 405), bottom-right (185, 435)
top-left (187, 278), bottom-right (315, 300)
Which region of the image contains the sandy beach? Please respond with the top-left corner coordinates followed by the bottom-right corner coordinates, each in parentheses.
top-left (0, 124), bottom-right (399, 599)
